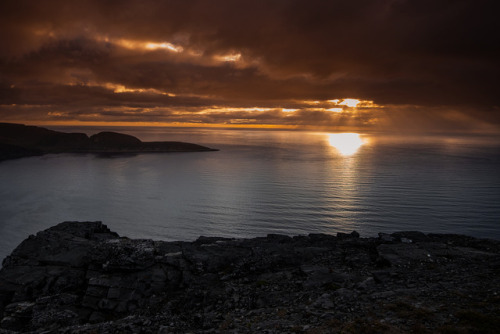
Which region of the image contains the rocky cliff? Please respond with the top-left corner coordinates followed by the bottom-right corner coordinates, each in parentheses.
top-left (0, 222), bottom-right (499, 333)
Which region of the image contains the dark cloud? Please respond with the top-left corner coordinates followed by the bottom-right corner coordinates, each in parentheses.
top-left (0, 0), bottom-right (499, 131)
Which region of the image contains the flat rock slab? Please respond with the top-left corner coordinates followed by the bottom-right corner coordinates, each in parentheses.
top-left (1, 222), bottom-right (499, 333)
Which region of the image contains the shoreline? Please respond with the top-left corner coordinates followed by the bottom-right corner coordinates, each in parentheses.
top-left (1, 222), bottom-right (499, 333)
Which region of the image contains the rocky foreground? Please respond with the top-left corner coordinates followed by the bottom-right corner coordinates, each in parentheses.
top-left (0, 223), bottom-right (499, 333)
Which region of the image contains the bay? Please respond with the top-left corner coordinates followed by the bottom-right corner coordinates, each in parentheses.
top-left (1, 127), bottom-right (499, 262)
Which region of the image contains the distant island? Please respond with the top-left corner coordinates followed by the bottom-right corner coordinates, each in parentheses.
top-left (0, 123), bottom-right (217, 161)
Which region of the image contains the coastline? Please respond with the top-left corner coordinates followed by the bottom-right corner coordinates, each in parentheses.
top-left (1, 222), bottom-right (499, 333)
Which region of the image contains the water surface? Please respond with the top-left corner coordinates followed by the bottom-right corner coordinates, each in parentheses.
top-left (1, 127), bottom-right (499, 262)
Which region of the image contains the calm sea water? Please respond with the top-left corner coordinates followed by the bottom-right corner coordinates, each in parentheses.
top-left (1, 127), bottom-right (499, 262)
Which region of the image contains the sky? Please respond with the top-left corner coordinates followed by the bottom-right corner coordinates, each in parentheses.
top-left (0, 0), bottom-right (499, 133)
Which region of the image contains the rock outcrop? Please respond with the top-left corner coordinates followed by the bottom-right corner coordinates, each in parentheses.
top-left (0, 123), bottom-right (217, 161)
top-left (0, 222), bottom-right (499, 333)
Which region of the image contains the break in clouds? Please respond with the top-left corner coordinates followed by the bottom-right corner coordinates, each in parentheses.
top-left (0, 0), bottom-right (499, 132)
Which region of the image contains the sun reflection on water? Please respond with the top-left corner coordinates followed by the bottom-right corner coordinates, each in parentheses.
top-left (328, 133), bottom-right (365, 156)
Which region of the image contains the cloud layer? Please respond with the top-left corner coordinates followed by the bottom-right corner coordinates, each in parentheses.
top-left (1, 0), bottom-right (499, 132)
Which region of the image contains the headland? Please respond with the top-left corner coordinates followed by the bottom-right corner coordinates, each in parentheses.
top-left (0, 123), bottom-right (217, 161)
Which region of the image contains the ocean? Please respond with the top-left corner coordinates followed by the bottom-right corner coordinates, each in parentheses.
top-left (1, 127), bottom-right (499, 262)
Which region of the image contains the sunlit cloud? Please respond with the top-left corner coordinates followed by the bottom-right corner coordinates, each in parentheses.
top-left (357, 100), bottom-right (382, 108)
top-left (103, 83), bottom-right (175, 96)
top-left (225, 107), bottom-right (274, 112)
top-left (293, 99), bottom-right (383, 117)
top-left (196, 107), bottom-right (276, 116)
top-left (47, 111), bottom-right (66, 117)
top-left (228, 118), bottom-right (257, 124)
top-left (326, 108), bottom-right (343, 113)
top-left (95, 36), bottom-right (184, 53)
top-left (301, 99), bottom-right (380, 110)
top-left (327, 99), bottom-right (381, 109)
top-left (145, 42), bottom-right (184, 52)
top-left (214, 53), bottom-right (242, 62)
top-left (68, 81), bottom-right (176, 96)
top-left (95, 34), bottom-right (247, 66)
top-left (1, 0), bottom-right (498, 133)
top-left (329, 99), bottom-right (361, 108)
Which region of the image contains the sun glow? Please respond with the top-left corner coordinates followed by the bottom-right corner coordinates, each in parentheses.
top-left (328, 99), bottom-right (361, 108)
top-left (328, 133), bottom-right (365, 156)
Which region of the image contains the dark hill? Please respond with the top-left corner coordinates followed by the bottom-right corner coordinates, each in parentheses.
top-left (89, 131), bottom-right (142, 149)
top-left (0, 123), bottom-right (217, 161)
top-left (0, 123), bottom-right (89, 151)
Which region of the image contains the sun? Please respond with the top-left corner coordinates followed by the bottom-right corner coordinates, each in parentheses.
top-left (328, 133), bottom-right (365, 156)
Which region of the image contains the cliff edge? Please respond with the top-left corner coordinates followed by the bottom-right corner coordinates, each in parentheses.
top-left (0, 222), bottom-right (499, 333)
